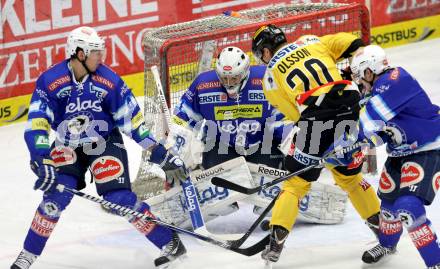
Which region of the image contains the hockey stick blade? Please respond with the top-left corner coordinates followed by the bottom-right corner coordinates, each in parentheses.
top-left (211, 176), bottom-right (258, 194)
top-left (227, 196), bottom-right (276, 248)
top-left (230, 234), bottom-right (269, 256)
top-left (57, 184), bottom-right (267, 256)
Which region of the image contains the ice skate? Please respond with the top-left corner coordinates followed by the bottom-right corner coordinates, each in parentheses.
top-left (261, 225), bottom-right (289, 264)
top-left (10, 249), bottom-right (37, 269)
top-left (362, 243), bottom-right (396, 264)
top-left (365, 212), bottom-right (380, 239)
top-left (154, 232), bottom-right (187, 268)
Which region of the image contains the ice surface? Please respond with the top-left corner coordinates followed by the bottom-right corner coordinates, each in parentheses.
top-left (1, 38), bottom-right (439, 268)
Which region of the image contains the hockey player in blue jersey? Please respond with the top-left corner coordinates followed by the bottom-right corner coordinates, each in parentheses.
top-left (350, 45), bottom-right (440, 268)
top-left (172, 46), bottom-right (288, 169)
top-left (11, 26), bottom-right (188, 269)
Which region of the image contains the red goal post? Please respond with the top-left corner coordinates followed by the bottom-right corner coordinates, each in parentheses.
top-left (134, 3), bottom-right (371, 202)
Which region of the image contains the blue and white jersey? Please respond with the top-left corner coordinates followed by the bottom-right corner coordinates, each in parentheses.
top-left (25, 59), bottom-right (156, 160)
top-left (359, 67), bottom-right (440, 156)
top-left (173, 65), bottom-right (288, 149)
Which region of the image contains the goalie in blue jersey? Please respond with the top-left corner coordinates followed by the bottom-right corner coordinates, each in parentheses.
top-left (350, 45), bottom-right (440, 268)
top-left (171, 46), bottom-right (289, 170)
top-left (11, 26), bottom-right (188, 269)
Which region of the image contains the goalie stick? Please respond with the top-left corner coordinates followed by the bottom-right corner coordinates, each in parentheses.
top-left (212, 141), bottom-right (367, 195)
top-left (151, 65), bottom-right (171, 134)
top-left (152, 65), bottom-right (220, 240)
top-left (56, 184), bottom-right (269, 256)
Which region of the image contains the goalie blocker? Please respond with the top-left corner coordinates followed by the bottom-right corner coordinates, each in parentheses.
top-left (134, 157), bottom-right (348, 229)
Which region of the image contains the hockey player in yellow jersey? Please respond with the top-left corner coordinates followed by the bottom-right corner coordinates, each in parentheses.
top-left (251, 24), bottom-right (381, 264)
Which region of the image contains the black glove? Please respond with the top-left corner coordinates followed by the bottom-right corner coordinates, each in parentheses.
top-left (340, 66), bottom-right (353, 81)
top-left (30, 156), bottom-right (58, 193)
top-left (150, 144), bottom-right (189, 186)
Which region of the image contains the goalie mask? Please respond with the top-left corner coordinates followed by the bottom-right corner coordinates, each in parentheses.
top-left (66, 26), bottom-right (106, 59)
top-left (215, 46), bottom-right (250, 99)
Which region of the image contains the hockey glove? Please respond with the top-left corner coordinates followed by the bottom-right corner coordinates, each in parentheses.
top-left (325, 133), bottom-right (365, 169)
top-left (30, 156), bottom-right (58, 193)
top-left (150, 144), bottom-right (189, 187)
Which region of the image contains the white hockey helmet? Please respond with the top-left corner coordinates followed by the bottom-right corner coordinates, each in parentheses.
top-left (215, 46), bottom-right (250, 99)
top-left (66, 26), bottom-right (105, 58)
top-left (350, 45), bottom-right (390, 84)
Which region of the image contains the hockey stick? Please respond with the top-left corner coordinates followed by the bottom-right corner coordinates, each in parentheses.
top-left (152, 65), bottom-right (210, 233)
top-left (151, 65), bottom-right (171, 134)
top-left (212, 141), bottom-right (367, 195)
top-left (56, 184), bottom-right (269, 256)
top-left (228, 193), bottom-right (276, 248)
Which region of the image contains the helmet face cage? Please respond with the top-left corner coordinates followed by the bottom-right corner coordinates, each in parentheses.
top-left (215, 46), bottom-right (250, 99)
top-left (252, 24), bottom-right (287, 64)
top-left (66, 26), bottom-right (105, 59)
top-left (350, 45), bottom-right (390, 84)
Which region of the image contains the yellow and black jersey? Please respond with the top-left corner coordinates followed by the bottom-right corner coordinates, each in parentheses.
top-left (262, 32), bottom-right (361, 122)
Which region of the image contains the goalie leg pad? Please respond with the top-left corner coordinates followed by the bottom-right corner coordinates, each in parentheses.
top-left (330, 167), bottom-right (380, 220)
top-left (297, 182), bottom-right (348, 224)
top-left (104, 190), bottom-right (173, 249)
top-left (24, 174), bottom-right (77, 255)
top-left (270, 176), bottom-right (311, 231)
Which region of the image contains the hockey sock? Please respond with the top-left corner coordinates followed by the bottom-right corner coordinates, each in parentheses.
top-left (330, 170), bottom-right (380, 220)
top-left (131, 201), bottom-right (173, 248)
top-left (104, 189), bottom-right (173, 249)
top-left (23, 174), bottom-right (76, 255)
top-left (395, 195), bottom-right (440, 267)
top-left (270, 176), bottom-right (311, 231)
top-left (378, 199), bottom-right (403, 248)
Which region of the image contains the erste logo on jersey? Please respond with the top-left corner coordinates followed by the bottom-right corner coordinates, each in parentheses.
top-left (199, 92), bottom-right (227, 104)
top-left (379, 168), bottom-right (396, 193)
top-left (91, 156), bottom-right (124, 183)
top-left (248, 90), bottom-right (266, 101)
top-left (400, 162), bottom-right (424, 188)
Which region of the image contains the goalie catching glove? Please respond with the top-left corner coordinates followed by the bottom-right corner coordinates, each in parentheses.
top-left (150, 144), bottom-right (189, 186)
top-left (30, 156), bottom-right (58, 193)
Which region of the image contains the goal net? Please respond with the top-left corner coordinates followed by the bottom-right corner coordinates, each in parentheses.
top-left (133, 2), bottom-right (370, 224)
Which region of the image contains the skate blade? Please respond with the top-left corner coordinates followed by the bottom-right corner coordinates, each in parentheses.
top-left (361, 250), bottom-right (397, 268)
top-left (157, 256), bottom-right (187, 269)
top-left (264, 260), bottom-right (273, 269)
